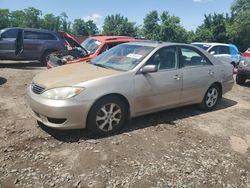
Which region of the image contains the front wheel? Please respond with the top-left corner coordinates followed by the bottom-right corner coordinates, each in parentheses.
top-left (200, 84), bottom-right (220, 111)
top-left (87, 96), bottom-right (127, 136)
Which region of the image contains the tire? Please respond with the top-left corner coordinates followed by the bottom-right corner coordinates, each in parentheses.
top-left (236, 74), bottom-right (246, 85)
top-left (200, 84), bottom-right (221, 111)
top-left (41, 50), bottom-right (55, 66)
top-left (87, 96), bottom-right (128, 136)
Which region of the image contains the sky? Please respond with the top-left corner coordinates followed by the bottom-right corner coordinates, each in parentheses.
top-left (0, 0), bottom-right (234, 30)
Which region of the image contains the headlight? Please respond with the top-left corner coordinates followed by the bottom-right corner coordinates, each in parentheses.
top-left (41, 87), bottom-right (84, 100)
top-left (240, 60), bottom-right (249, 67)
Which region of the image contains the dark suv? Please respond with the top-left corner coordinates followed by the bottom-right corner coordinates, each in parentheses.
top-left (0, 28), bottom-right (67, 65)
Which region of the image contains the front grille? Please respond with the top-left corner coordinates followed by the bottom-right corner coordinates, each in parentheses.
top-left (31, 82), bottom-right (45, 94)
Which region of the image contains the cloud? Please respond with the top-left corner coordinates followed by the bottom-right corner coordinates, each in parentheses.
top-left (83, 13), bottom-right (103, 24)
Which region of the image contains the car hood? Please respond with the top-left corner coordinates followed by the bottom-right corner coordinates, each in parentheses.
top-left (33, 63), bottom-right (120, 89)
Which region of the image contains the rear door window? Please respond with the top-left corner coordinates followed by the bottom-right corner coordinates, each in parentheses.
top-left (219, 46), bottom-right (230, 55)
top-left (24, 31), bottom-right (57, 40)
top-left (208, 46), bottom-right (220, 55)
top-left (180, 47), bottom-right (212, 67)
top-left (1, 29), bottom-right (19, 39)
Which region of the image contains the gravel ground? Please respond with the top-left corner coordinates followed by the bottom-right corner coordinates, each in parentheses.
top-left (0, 61), bottom-right (250, 188)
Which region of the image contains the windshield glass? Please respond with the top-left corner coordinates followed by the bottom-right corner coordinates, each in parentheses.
top-left (91, 44), bottom-right (154, 71)
top-left (81, 38), bottom-right (101, 54)
top-left (193, 43), bottom-right (211, 51)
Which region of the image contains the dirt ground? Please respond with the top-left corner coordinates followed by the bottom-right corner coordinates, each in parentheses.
top-left (0, 61), bottom-right (250, 188)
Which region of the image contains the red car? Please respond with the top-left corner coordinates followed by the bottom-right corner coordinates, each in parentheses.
top-left (243, 48), bottom-right (250, 57)
top-left (47, 36), bottom-right (136, 68)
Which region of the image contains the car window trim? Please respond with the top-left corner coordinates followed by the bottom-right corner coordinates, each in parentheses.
top-left (177, 45), bottom-right (214, 69)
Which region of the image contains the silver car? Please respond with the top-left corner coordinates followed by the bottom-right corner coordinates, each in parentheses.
top-left (27, 41), bottom-right (234, 135)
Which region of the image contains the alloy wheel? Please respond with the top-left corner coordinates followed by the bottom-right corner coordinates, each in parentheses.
top-left (206, 88), bottom-right (218, 108)
top-left (96, 103), bottom-right (122, 132)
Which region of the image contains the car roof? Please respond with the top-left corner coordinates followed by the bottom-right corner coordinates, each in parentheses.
top-left (127, 40), bottom-right (196, 48)
top-left (192, 42), bottom-right (230, 46)
top-left (4, 27), bottom-right (57, 34)
top-left (90, 36), bottom-right (135, 42)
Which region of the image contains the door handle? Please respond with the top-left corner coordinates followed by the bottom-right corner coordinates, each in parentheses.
top-left (173, 74), bottom-right (181, 80)
top-left (208, 70), bottom-right (214, 75)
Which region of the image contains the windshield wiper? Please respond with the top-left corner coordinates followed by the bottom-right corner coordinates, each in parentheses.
top-left (94, 63), bottom-right (109, 69)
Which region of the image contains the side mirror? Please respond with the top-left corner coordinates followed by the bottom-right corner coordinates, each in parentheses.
top-left (15, 30), bottom-right (24, 56)
top-left (210, 51), bottom-right (215, 55)
top-left (139, 65), bottom-right (158, 74)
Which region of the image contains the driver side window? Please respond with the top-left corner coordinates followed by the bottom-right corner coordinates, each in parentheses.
top-left (146, 47), bottom-right (178, 71)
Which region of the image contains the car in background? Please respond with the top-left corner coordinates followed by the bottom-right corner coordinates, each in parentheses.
top-left (0, 27), bottom-right (80, 65)
top-left (27, 41), bottom-right (234, 136)
top-left (243, 48), bottom-right (250, 57)
top-left (47, 36), bottom-right (136, 69)
top-left (192, 42), bottom-right (240, 67)
top-left (236, 57), bottom-right (250, 85)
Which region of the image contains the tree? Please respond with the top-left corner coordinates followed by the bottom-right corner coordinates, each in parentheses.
top-left (229, 0), bottom-right (250, 51)
top-left (9, 10), bottom-right (26, 27)
top-left (194, 13), bottom-right (229, 43)
top-left (72, 19), bottom-right (88, 35)
top-left (0, 9), bottom-right (10, 29)
top-left (85, 20), bottom-right (98, 36)
top-left (60, 12), bottom-right (70, 32)
top-left (159, 11), bottom-right (188, 43)
top-left (23, 7), bottom-right (42, 28)
top-left (102, 14), bottom-right (136, 36)
top-left (40, 14), bottom-right (60, 31)
top-left (143, 11), bottom-right (160, 40)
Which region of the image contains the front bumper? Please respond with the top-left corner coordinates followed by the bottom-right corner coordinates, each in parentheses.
top-left (27, 86), bottom-right (93, 130)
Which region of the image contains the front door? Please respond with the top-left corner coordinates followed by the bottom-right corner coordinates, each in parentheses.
top-left (0, 28), bottom-right (20, 59)
top-left (134, 46), bottom-right (182, 114)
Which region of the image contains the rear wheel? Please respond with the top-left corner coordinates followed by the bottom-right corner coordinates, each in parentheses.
top-left (200, 84), bottom-right (221, 111)
top-left (87, 96), bottom-right (127, 136)
top-left (236, 74), bottom-right (246, 85)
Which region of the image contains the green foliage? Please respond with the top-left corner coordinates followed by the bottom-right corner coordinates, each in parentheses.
top-left (9, 10), bottom-right (26, 27)
top-left (0, 9), bottom-right (10, 29)
top-left (72, 19), bottom-right (98, 36)
top-left (40, 14), bottom-right (61, 31)
top-left (0, 0), bottom-right (249, 50)
top-left (230, 0), bottom-right (250, 51)
top-left (23, 7), bottom-right (42, 28)
top-left (143, 11), bottom-right (160, 40)
top-left (0, 8), bottom-right (98, 37)
top-left (194, 13), bottom-right (229, 43)
top-left (102, 14), bottom-right (136, 36)
top-left (159, 11), bottom-right (188, 42)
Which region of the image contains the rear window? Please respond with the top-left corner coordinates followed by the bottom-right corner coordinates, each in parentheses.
top-left (24, 31), bottom-right (57, 40)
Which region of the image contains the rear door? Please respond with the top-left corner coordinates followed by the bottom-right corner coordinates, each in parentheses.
top-left (180, 46), bottom-right (214, 104)
top-left (0, 28), bottom-right (20, 59)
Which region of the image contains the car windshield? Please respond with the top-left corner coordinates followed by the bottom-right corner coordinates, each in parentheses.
top-left (193, 43), bottom-right (211, 51)
top-left (81, 38), bottom-right (101, 54)
top-left (91, 44), bottom-right (154, 71)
